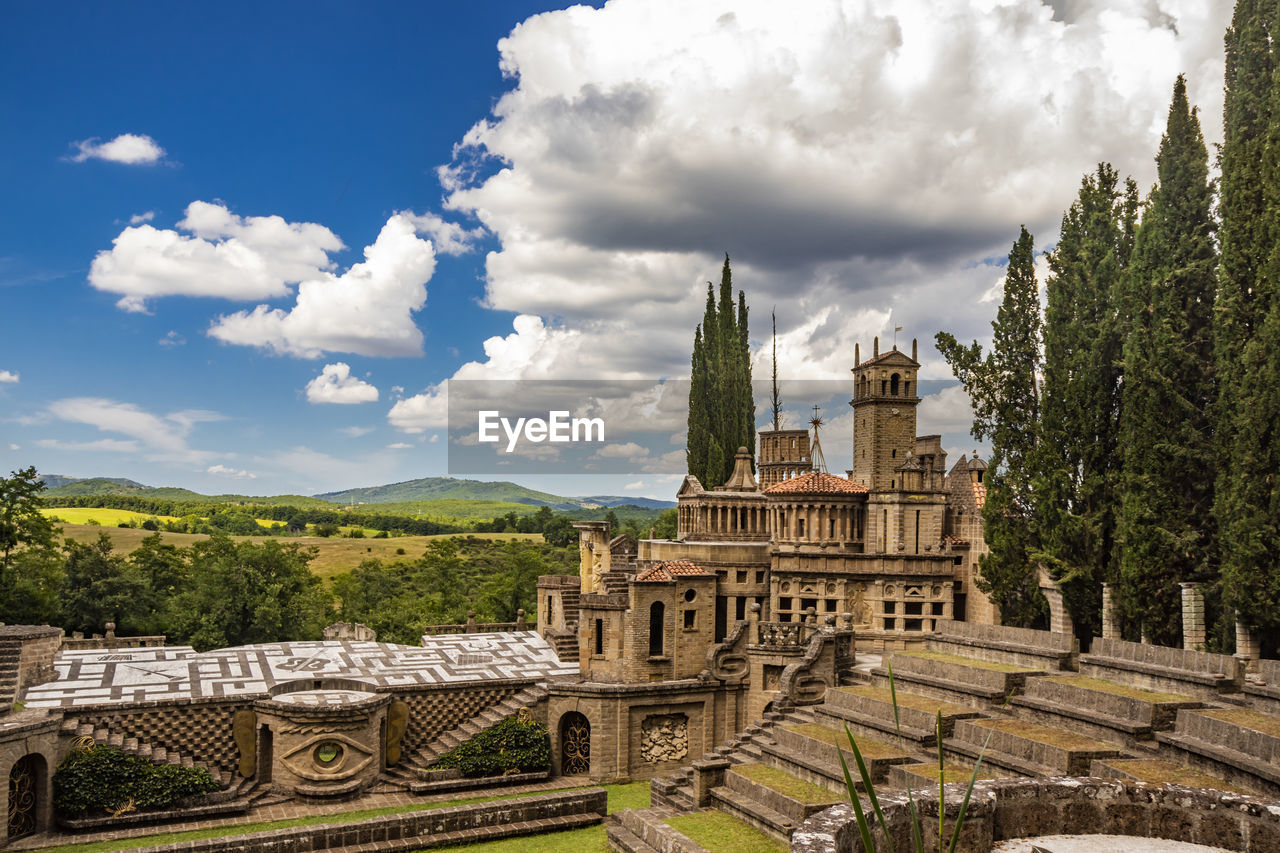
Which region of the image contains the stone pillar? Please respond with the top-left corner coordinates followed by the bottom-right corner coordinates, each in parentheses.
top-left (1236, 618), bottom-right (1261, 671)
top-left (1180, 583), bottom-right (1205, 650)
top-left (1101, 584), bottom-right (1119, 640)
top-left (1039, 571), bottom-right (1073, 637)
top-left (691, 757), bottom-right (731, 807)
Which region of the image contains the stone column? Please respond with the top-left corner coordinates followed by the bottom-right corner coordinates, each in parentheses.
top-left (1039, 575), bottom-right (1073, 637)
top-left (1180, 583), bottom-right (1205, 650)
top-left (1101, 583), bottom-right (1119, 640)
top-left (1236, 618), bottom-right (1261, 670)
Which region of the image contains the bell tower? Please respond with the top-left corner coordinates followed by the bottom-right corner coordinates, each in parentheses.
top-left (849, 336), bottom-right (921, 492)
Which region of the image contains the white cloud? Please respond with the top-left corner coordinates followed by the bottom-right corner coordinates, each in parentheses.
top-left (386, 442), bottom-right (413, 450)
top-left (36, 438), bottom-right (140, 453)
top-left (0, 370), bottom-right (17, 383)
top-left (338, 426), bottom-right (374, 438)
top-left (918, 383), bottom-right (978, 437)
top-left (435, 0), bottom-right (1229, 382)
top-left (207, 464), bottom-right (256, 480)
top-left (129, 211), bottom-right (156, 226)
top-left (46, 397), bottom-right (218, 462)
top-left (6, 444), bottom-right (18, 451)
top-left (595, 441), bottom-right (650, 460)
top-left (209, 214), bottom-right (436, 357)
top-left (69, 133), bottom-right (165, 165)
top-left (158, 331), bottom-right (185, 347)
top-left (402, 211), bottom-right (484, 255)
top-left (90, 201), bottom-right (344, 312)
top-left (305, 363), bottom-right (379, 404)
top-left (387, 383), bottom-right (447, 433)
top-left (623, 480), bottom-right (646, 490)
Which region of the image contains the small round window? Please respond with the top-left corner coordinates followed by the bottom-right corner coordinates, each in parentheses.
top-left (684, 589), bottom-right (696, 602)
top-left (314, 742), bottom-right (343, 766)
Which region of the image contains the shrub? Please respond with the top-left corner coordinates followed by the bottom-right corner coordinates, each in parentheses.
top-left (430, 715), bottom-right (550, 778)
top-left (53, 745), bottom-right (219, 818)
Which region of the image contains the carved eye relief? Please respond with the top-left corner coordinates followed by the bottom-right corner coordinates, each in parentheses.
top-left (281, 733), bottom-right (374, 781)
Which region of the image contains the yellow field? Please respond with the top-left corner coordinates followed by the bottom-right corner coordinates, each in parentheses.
top-left (54, 523), bottom-right (545, 581)
top-left (41, 507), bottom-right (179, 526)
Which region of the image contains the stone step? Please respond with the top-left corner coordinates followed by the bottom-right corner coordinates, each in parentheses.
top-left (723, 763), bottom-right (844, 824)
top-left (709, 783), bottom-right (798, 842)
top-left (1156, 709), bottom-right (1280, 796)
top-left (885, 650), bottom-right (1043, 698)
top-left (819, 684), bottom-right (983, 745)
top-left (1012, 674), bottom-right (1203, 748)
top-left (948, 718), bottom-right (1124, 776)
top-left (604, 813), bottom-right (659, 853)
top-left (769, 723), bottom-right (913, 785)
top-left (1089, 757), bottom-right (1244, 794)
top-left (886, 760), bottom-right (1005, 789)
top-left (618, 807), bottom-right (705, 853)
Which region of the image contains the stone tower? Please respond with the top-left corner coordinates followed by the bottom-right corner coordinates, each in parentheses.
top-left (850, 337), bottom-right (921, 492)
top-left (757, 429), bottom-right (812, 488)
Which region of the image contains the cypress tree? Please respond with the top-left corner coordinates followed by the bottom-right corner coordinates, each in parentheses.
top-left (1032, 164), bottom-right (1137, 639)
top-left (686, 257), bottom-right (754, 487)
top-left (936, 226), bottom-right (1044, 626)
top-left (1218, 0), bottom-right (1280, 639)
top-left (1117, 76), bottom-right (1218, 645)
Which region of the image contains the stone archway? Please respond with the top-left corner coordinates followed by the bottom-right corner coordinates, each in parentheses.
top-left (559, 712), bottom-right (590, 775)
top-left (7, 754), bottom-right (43, 840)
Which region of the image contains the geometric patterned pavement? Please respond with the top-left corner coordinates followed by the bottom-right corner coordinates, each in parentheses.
top-left (22, 631), bottom-right (578, 708)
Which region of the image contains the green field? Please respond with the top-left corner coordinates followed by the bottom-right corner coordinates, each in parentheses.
top-left (55, 523), bottom-right (546, 581)
top-left (42, 507), bottom-right (179, 526)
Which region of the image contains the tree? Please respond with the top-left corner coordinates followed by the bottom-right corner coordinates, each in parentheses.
top-left (479, 543), bottom-right (548, 622)
top-left (61, 533), bottom-right (149, 636)
top-left (1116, 76), bottom-right (1218, 644)
top-left (936, 226), bottom-right (1045, 626)
top-left (1216, 0), bottom-right (1280, 641)
top-left (0, 467), bottom-right (63, 624)
top-left (770, 309), bottom-right (783, 430)
top-left (686, 255), bottom-right (754, 487)
top-left (1031, 164), bottom-right (1138, 639)
top-left (170, 535), bottom-right (332, 650)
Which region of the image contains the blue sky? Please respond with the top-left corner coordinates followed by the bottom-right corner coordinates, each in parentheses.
top-left (0, 1), bottom-right (1233, 499)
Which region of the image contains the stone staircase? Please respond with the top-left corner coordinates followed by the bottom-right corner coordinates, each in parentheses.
top-left (0, 639), bottom-right (21, 711)
top-left (58, 716), bottom-right (270, 804)
top-left (381, 683), bottom-right (549, 791)
top-left (1156, 707), bottom-right (1280, 796)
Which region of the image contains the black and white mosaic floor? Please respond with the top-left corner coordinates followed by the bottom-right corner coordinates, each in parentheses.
top-left (22, 631), bottom-right (577, 708)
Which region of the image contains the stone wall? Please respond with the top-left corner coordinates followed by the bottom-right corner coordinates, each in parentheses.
top-left (792, 777), bottom-right (1280, 853)
top-left (2, 625), bottom-right (63, 697)
top-left (64, 696), bottom-right (247, 774)
top-left (394, 680), bottom-right (529, 754)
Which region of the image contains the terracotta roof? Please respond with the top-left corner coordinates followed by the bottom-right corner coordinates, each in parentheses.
top-left (763, 471), bottom-right (868, 495)
top-left (972, 481), bottom-right (986, 509)
top-left (635, 560), bottom-right (715, 582)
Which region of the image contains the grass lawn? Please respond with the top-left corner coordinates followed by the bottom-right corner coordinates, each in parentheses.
top-left (732, 763), bottom-right (842, 804)
top-left (896, 650), bottom-right (1039, 673)
top-left (664, 810), bottom-right (788, 853)
top-left (53, 523), bottom-right (545, 582)
top-left (36, 782), bottom-right (649, 853)
top-left (1041, 675), bottom-right (1194, 704)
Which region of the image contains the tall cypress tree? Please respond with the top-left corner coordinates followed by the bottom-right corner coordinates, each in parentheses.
top-left (936, 226), bottom-right (1044, 626)
top-left (1032, 164), bottom-right (1137, 639)
top-left (1217, 0), bottom-right (1280, 639)
top-left (686, 257), bottom-right (754, 487)
top-left (1117, 77), bottom-right (1218, 644)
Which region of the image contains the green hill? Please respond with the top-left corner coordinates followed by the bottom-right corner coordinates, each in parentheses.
top-left (315, 477), bottom-right (589, 511)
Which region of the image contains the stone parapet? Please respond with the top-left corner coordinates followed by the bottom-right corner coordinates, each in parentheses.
top-left (1081, 637), bottom-right (1244, 699)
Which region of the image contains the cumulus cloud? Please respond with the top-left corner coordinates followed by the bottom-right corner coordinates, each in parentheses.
top-left (69, 133), bottom-right (165, 165)
top-left (46, 397), bottom-right (219, 462)
top-left (207, 464), bottom-right (256, 479)
top-left (209, 214), bottom-right (436, 357)
top-left (402, 211), bottom-right (485, 255)
top-left (89, 201), bottom-right (344, 312)
top-left (129, 211), bottom-right (155, 226)
top-left (435, 0), bottom-right (1229, 382)
top-left (305, 363), bottom-right (380, 404)
top-left (0, 370), bottom-right (17, 383)
top-left (387, 383), bottom-right (447, 433)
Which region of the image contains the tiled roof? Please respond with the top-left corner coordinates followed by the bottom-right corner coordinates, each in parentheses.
top-left (763, 471), bottom-right (868, 495)
top-left (972, 481), bottom-right (987, 508)
top-left (635, 560), bottom-right (714, 582)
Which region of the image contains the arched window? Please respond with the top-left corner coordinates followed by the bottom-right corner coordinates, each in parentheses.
top-left (890, 373), bottom-right (900, 395)
top-left (649, 601), bottom-right (665, 656)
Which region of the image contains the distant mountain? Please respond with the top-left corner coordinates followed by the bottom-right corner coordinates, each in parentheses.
top-left (577, 495), bottom-right (676, 510)
top-left (314, 477), bottom-right (590, 511)
top-left (41, 476), bottom-right (153, 495)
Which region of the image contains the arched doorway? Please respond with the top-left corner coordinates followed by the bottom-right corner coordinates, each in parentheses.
top-left (8, 754), bottom-right (42, 840)
top-left (559, 712), bottom-right (590, 775)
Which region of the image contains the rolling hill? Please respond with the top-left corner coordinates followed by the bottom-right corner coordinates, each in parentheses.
top-left (315, 477), bottom-right (591, 511)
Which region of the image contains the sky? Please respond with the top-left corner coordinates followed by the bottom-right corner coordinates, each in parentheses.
top-left (0, 0), bottom-right (1234, 500)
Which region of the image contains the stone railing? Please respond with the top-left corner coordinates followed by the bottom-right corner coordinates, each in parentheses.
top-left (420, 610), bottom-right (536, 636)
top-left (60, 621), bottom-right (164, 651)
top-left (753, 621), bottom-right (816, 649)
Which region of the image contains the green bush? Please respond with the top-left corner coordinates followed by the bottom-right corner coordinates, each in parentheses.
top-left (430, 715), bottom-right (550, 778)
top-left (53, 745), bottom-right (220, 817)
